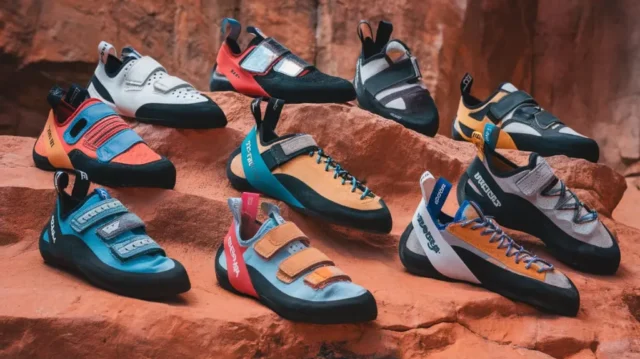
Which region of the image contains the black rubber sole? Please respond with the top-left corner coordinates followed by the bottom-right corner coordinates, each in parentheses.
top-left (225, 148), bottom-right (392, 233)
top-left (39, 224), bottom-right (190, 299)
top-left (214, 245), bottom-right (377, 323)
top-left (398, 222), bottom-right (579, 316)
top-left (457, 168), bottom-right (620, 275)
top-left (33, 148), bottom-right (176, 189)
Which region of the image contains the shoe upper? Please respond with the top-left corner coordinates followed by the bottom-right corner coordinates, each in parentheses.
top-left (404, 171), bottom-right (572, 289)
top-left (88, 41), bottom-right (212, 118)
top-left (211, 18), bottom-right (355, 103)
top-left (34, 85), bottom-right (165, 169)
top-left (229, 98), bottom-right (389, 218)
top-left (354, 20), bottom-right (438, 135)
top-left (453, 73), bottom-right (599, 161)
top-left (217, 193), bottom-right (370, 302)
top-left (44, 171), bottom-right (177, 274)
top-left (468, 124), bottom-right (616, 250)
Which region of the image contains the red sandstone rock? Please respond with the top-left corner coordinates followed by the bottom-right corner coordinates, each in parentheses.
top-left (1, 94), bottom-right (639, 358)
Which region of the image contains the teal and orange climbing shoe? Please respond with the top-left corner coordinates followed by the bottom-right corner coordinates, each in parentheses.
top-left (39, 170), bottom-right (191, 299)
top-left (33, 84), bottom-right (176, 188)
top-left (226, 98), bottom-right (392, 233)
top-left (215, 192), bottom-right (377, 323)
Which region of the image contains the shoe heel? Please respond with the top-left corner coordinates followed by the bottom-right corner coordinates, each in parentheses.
top-left (398, 223), bottom-right (451, 281)
top-left (209, 67), bottom-right (236, 92)
top-left (451, 119), bottom-right (466, 141)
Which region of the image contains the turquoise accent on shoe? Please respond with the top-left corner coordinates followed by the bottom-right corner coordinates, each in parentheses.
top-left (63, 102), bottom-right (117, 145)
top-left (241, 127), bottom-right (304, 208)
top-left (96, 129), bottom-right (144, 162)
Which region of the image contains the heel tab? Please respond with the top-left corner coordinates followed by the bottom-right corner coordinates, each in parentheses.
top-left (375, 20), bottom-right (393, 47)
top-left (98, 41), bottom-right (117, 65)
top-left (221, 18), bottom-right (241, 42)
top-left (419, 171), bottom-right (451, 228)
top-left (54, 170), bottom-right (91, 218)
top-left (460, 73), bottom-right (473, 98)
top-left (252, 97), bottom-right (284, 143)
top-left (357, 20), bottom-right (373, 44)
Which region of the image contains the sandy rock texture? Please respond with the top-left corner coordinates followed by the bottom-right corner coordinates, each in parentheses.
top-left (0, 92), bottom-right (639, 358)
top-left (1, 0), bottom-right (639, 173)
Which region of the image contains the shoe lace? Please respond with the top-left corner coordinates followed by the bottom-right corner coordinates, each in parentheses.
top-left (461, 216), bottom-right (554, 273)
top-left (309, 148), bottom-right (373, 200)
top-left (541, 180), bottom-right (598, 224)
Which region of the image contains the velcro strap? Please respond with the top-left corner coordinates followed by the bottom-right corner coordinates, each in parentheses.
top-left (535, 111), bottom-right (561, 127)
top-left (273, 53), bottom-right (311, 77)
top-left (261, 135), bottom-right (317, 170)
top-left (110, 235), bottom-right (164, 260)
top-left (70, 199), bottom-right (128, 232)
top-left (97, 212), bottom-right (146, 240)
top-left (63, 103), bottom-right (118, 145)
top-left (126, 56), bottom-right (166, 86)
top-left (304, 266), bottom-right (351, 289)
top-left (516, 160), bottom-right (556, 196)
top-left (277, 248), bottom-right (333, 284)
top-left (364, 56), bottom-right (421, 96)
top-left (153, 75), bottom-right (192, 93)
top-left (254, 222), bottom-right (308, 259)
top-left (488, 91), bottom-right (536, 121)
top-left (240, 38), bottom-right (291, 74)
top-left (96, 129), bottom-right (144, 162)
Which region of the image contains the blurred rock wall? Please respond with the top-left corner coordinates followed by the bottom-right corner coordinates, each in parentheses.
top-left (1, 0), bottom-right (638, 172)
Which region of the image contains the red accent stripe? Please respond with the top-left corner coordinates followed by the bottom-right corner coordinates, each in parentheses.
top-left (223, 223), bottom-right (258, 298)
top-left (241, 192), bottom-right (260, 220)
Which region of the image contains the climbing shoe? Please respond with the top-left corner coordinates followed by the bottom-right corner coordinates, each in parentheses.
top-left (400, 171), bottom-right (580, 316)
top-left (457, 124), bottom-right (620, 274)
top-left (354, 20), bottom-right (439, 136)
top-left (215, 193), bottom-right (377, 323)
top-left (33, 84), bottom-right (176, 188)
top-left (210, 18), bottom-right (355, 104)
top-left (226, 98), bottom-right (392, 233)
top-left (452, 73), bottom-right (599, 162)
top-left (40, 170), bottom-right (191, 299)
top-left (88, 41), bottom-right (226, 129)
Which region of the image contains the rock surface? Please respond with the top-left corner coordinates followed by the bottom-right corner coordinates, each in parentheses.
top-left (1, 0), bottom-right (639, 173)
top-left (1, 93), bottom-right (639, 358)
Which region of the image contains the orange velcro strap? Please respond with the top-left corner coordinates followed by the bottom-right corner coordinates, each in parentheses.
top-left (253, 222), bottom-right (308, 259)
top-left (304, 266), bottom-right (351, 289)
top-left (277, 247), bottom-right (334, 284)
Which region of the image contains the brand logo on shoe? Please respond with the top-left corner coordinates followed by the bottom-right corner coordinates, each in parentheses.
top-left (230, 69), bottom-right (241, 79)
top-left (102, 221), bottom-right (120, 235)
top-left (47, 125), bottom-right (55, 148)
top-left (245, 141), bottom-right (254, 167)
top-left (434, 184), bottom-right (446, 205)
top-left (50, 215), bottom-right (57, 244)
top-left (227, 235), bottom-right (241, 278)
top-left (417, 214), bottom-right (440, 254)
top-left (474, 172), bottom-right (501, 207)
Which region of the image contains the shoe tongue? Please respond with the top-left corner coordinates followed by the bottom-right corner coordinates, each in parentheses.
top-left (121, 46), bottom-right (142, 61)
top-left (499, 82), bottom-right (519, 93)
top-left (454, 200), bottom-right (484, 222)
top-left (384, 40), bottom-right (410, 63)
top-left (64, 84), bottom-right (89, 108)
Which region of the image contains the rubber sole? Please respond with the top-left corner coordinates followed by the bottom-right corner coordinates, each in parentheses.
top-left (39, 226), bottom-right (191, 299)
top-left (214, 246), bottom-right (377, 323)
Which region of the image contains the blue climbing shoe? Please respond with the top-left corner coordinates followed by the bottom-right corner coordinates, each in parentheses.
top-left (39, 170), bottom-right (190, 299)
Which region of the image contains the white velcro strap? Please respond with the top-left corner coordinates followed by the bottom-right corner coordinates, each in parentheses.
top-left (280, 135), bottom-right (317, 155)
top-left (126, 56), bottom-right (166, 86)
top-left (153, 75), bottom-right (192, 93)
top-left (516, 160), bottom-right (556, 196)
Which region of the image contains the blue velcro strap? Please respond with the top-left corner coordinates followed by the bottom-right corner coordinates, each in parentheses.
top-left (427, 177), bottom-right (451, 229)
top-left (241, 127), bottom-right (304, 208)
top-left (110, 235), bottom-right (164, 260)
top-left (63, 103), bottom-right (117, 145)
top-left (96, 129), bottom-right (144, 162)
top-left (70, 199), bottom-right (128, 233)
top-left (97, 212), bottom-right (146, 240)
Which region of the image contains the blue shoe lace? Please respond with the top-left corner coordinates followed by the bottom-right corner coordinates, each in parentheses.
top-left (461, 216), bottom-right (554, 273)
top-left (309, 148), bottom-right (373, 200)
